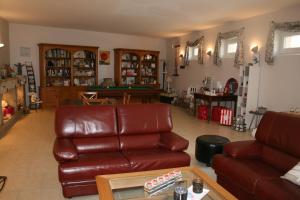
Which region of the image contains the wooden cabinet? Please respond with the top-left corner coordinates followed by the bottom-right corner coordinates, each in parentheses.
top-left (39, 43), bottom-right (98, 107)
top-left (114, 48), bottom-right (160, 87)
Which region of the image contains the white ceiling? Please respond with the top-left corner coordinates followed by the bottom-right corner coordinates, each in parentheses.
top-left (1, 0), bottom-right (300, 38)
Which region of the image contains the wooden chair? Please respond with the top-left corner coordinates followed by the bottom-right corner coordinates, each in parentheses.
top-left (0, 176), bottom-right (7, 192)
top-left (123, 92), bottom-right (131, 104)
top-left (79, 92), bottom-right (110, 105)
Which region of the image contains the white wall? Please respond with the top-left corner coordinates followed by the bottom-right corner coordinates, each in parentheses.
top-left (9, 23), bottom-right (167, 87)
top-left (0, 18), bottom-right (10, 66)
top-left (167, 5), bottom-right (300, 112)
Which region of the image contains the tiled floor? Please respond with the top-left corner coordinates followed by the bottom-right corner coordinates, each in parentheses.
top-left (0, 106), bottom-right (252, 200)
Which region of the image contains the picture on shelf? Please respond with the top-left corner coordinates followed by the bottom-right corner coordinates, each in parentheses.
top-left (99, 50), bottom-right (110, 65)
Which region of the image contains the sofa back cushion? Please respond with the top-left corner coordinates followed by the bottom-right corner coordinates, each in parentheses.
top-left (72, 137), bottom-right (120, 154)
top-left (256, 112), bottom-right (300, 158)
top-left (117, 104), bottom-right (172, 150)
top-left (55, 105), bottom-right (119, 153)
top-left (55, 105), bottom-right (118, 138)
top-left (261, 145), bottom-right (299, 173)
top-left (117, 104), bottom-right (173, 135)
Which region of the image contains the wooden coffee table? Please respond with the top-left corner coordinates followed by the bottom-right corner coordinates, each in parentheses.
top-left (96, 167), bottom-right (237, 200)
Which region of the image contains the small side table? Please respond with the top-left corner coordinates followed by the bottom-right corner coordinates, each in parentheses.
top-left (160, 92), bottom-right (177, 104)
top-left (248, 107), bottom-right (267, 130)
top-left (195, 135), bottom-right (230, 166)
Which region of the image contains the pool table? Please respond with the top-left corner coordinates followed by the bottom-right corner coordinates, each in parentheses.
top-left (87, 85), bottom-right (162, 103)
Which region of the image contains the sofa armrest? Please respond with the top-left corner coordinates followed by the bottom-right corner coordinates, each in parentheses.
top-left (160, 132), bottom-right (189, 151)
top-left (53, 138), bottom-right (78, 162)
top-left (224, 140), bottom-right (262, 159)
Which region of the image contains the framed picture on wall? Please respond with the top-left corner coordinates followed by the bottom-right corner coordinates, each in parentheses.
top-left (99, 50), bottom-right (110, 65)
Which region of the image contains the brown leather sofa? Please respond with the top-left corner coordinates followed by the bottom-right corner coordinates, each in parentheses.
top-left (213, 111), bottom-right (300, 200)
top-left (53, 104), bottom-right (190, 198)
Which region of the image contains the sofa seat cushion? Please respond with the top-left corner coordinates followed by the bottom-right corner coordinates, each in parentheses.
top-left (123, 148), bottom-right (190, 171)
top-left (255, 178), bottom-right (300, 200)
top-left (213, 155), bottom-right (282, 194)
top-left (59, 152), bottom-right (131, 182)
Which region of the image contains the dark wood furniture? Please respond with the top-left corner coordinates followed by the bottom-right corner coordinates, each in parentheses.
top-left (193, 93), bottom-right (238, 122)
top-left (88, 86), bottom-right (161, 103)
top-left (39, 43), bottom-right (98, 108)
top-left (114, 48), bottom-right (160, 87)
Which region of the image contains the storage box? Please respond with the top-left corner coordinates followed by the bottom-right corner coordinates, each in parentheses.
top-left (198, 105), bottom-right (208, 120)
top-left (212, 106), bottom-right (225, 122)
top-left (220, 108), bottom-right (233, 126)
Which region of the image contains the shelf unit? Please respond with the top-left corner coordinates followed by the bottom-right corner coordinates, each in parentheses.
top-left (237, 62), bottom-right (261, 128)
top-left (39, 43), bottom-right (98, 107)
top-left (114, 48), bottom-right (160, 87)
top-left (237, 65), bottom-right (249, 117)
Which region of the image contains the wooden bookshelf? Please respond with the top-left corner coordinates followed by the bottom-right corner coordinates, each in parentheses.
top-left (114, 48), bottom-right (160, 87)
top-left (39, 43), bottom-right (98, 107)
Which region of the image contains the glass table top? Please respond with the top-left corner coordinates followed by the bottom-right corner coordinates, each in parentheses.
top-left (109, 169), bottom-right (223, 200)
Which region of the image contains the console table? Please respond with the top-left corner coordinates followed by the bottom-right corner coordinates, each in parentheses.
top-left (194, 93), bottom-right (237, 122)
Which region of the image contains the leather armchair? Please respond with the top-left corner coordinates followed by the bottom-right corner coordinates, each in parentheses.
top-left (53, 104), bottom-right (190, 198)
top-left (213, 112), bottom-right (300, 200)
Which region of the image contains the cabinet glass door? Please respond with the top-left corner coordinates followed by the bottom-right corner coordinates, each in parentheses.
top-left (45, 48), bottom-right (71, 87)
top-left (72, 50), bottom-right (96, 86)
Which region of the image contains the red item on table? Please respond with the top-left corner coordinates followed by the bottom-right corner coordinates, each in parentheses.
top-left (198, 105), bottom-right (208, 120)
top-left (220, 108), bottom-right (233, 126)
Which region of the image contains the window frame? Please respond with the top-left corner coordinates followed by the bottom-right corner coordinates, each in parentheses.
top-left (188, 46), bottom-right (199, 61)
top-left (275, 31), bottom-right (300, 55)
top-left (220, 37), bottom-right (238, 59)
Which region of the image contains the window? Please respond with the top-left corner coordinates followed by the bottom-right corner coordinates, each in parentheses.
top-left (220, 37), bottom-right (238, 58)
top-left (188, 46), bottom-right (198, 60)
top-left (227, 43), bottom-right (237, 53)
top-left (275, 31), bottom-right (300, 54)
top-left (283, 34), bottom-right (300, 49)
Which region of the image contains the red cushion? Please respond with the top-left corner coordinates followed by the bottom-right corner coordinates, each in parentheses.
top-left (55, 105), bottom-right (117, 138)
top-left (255, 178), bottom-right (300, 200)
top-left (213, 155), bottom-right (282, 194)
top-left (123, 148), bottom-right (190, 171)
top-left (117, 104), bottom-right (172, 135)
top-left (261, 145), bottom-right (298, 173)
top-left (72, 137), bottom-right (120, 153)
top-left (119, 134), bottom-right (160, 150)
top-left (59, 152), bottom-right (131, 182)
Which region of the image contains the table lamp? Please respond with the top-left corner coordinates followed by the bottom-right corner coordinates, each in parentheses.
top-left (166, 76), bottom-right (172, 93)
